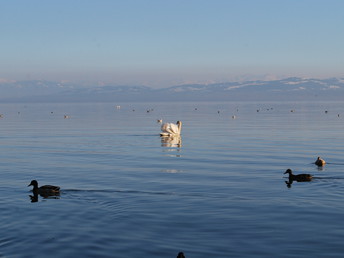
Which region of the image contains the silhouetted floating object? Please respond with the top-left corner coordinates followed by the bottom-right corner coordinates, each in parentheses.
top-left (64, 115), bottom-right (71, 119)
top-left (284, 169), bottom-right (312, 182)
top-left (157, 119), bottom-right (162, 124)
top-left (177, 252), bottom-right (185, 258)
top-left (315, 157), bottom-right (326, 166)
top-left (28, 180), bottom-right (60, 194)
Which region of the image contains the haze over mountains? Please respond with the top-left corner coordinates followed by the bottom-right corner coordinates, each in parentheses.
top-left (1, 77), bottom-right (344, 102)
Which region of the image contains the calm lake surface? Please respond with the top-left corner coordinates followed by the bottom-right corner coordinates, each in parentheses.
top-left (1, 101), bottom-right (344, 258)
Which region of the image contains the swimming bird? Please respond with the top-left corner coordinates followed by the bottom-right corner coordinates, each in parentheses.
top-left (284, 169), bottom-right (312, 182)
top-left (160, 121), bottom-right (182, 137)
top-left (28, 180), bottom-right (60, 194)
top-left (315, 157), bottom-right (326, 166)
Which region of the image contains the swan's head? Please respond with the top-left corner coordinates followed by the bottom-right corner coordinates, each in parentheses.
top-left (176, 121), bottom-right (182, 126)
top-left (284, 169), bottom-right (292, 175)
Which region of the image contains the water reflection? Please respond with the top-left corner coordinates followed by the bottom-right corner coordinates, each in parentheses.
top-left (161, 169), bottom-right (183, 173)
top-left (161, 135), bottom-right (182, 148)
top-left (29, 192), bottom-right (60, 203)
top-left (316, 166), bottom-right (324, 171)
top-left (285, 178), bottom-right (312, 188)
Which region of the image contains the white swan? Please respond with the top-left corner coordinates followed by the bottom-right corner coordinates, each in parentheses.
top-left (160, 121), bottom-right (182, 137)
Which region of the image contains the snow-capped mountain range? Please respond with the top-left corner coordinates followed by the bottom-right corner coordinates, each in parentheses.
top-left (1, 77), bottom-right (344, 102)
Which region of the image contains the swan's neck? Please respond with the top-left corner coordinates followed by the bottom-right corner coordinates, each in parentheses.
top-left (178, 122), bottom-right (182, 133)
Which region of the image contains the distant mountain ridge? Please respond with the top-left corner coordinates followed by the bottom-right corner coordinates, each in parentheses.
top-left (1, 77), bottom-right (344, 102)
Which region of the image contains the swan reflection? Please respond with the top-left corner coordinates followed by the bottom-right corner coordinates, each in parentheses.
top-left (161, 135), bottom-right (182, 148)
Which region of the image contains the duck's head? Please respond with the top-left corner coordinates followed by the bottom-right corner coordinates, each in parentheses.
top-left (284, 169), bottom-right (293, 175)
top-left (28, 180), bottom-right (38, 187)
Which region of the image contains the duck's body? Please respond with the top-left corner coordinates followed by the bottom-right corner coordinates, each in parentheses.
top-left (28, 180), bottom-right (60, 194)
top-left (284, 169), bottom-right (312, 182)
top-left (315, 157), bottom-right (326, 166)
top-left (160, 121), bottom-right (182, 137)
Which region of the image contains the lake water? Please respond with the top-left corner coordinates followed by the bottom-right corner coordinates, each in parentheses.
top-left (1, 101), bottom-right (344, 258)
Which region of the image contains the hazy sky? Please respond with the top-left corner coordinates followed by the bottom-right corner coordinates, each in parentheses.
top-left (1, 0), bottom-right (344, 87)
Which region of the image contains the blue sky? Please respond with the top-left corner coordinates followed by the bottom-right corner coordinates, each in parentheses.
top-left (1, 0), bottom-right (344, 87)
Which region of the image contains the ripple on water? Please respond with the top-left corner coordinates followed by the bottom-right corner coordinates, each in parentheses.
top-left (2, 102), bottom-right (344, 257)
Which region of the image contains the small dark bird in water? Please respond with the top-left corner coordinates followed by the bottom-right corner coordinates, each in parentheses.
top-left (284, 169), bottom-right (312, 182)
top-left (28, 180), bottom-right (60, 194)
top-left (315, 157), bottom-right (326, 166)
top-left (177, 252), bottom-right (185, 258)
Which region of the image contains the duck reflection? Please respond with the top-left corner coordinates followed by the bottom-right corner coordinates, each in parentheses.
top-left (29, 191), bottom-right (60, 203)
top-left (161, 135), bottom-right (182, 148)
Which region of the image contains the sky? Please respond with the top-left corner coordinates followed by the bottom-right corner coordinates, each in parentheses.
top-left (1, 0), bottom-right (344, 88)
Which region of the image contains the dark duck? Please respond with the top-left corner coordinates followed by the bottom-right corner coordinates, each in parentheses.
top-left (284, 169), bottom-right (313, 182)
top-left (28, 180), bottom-right (60, 195)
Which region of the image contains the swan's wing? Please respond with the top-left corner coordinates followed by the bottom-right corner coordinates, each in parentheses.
top-left (168, 123), bottom-right (179, 134)
top-left (161, 122), bottom-right (180, 135)
top-left (161, 123), bottom-right (170, 133)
